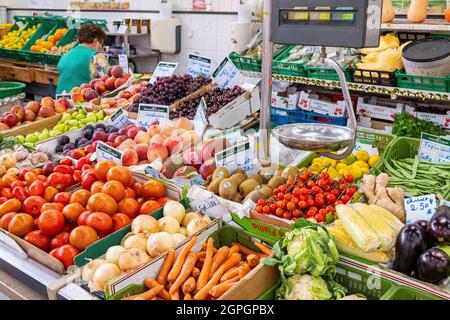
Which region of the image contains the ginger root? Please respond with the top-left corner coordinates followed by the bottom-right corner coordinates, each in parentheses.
top-left (361, 173), bottom-right (406, 223)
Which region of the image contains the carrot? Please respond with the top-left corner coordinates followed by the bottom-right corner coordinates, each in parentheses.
top-left (221, 275), bottom-right (240, 284)
top-left (144, 278), bottom-right (172, 300)
top-left (194, 253), bottom-right (241, 300)
top-left (171, 289), bottom-right (180, 300)
top-left (246, 254), bottom-right (260, 268)
top-left (209, 246), bottom-right (230, 277)
top-left (157, 249), bottom-right (175, 286)
top-left (232, 243), bottom-right (262, 257)
top-left (184, 293), bottom-right (192, 300)
top-left (228, 244), bottom-right (240, 256)
top-left (168, 236), bottom-right (197, 282)
top-left (201, 242), bottom-right (217, 253)
top-left (238, 263), bottom-right (251, 279)
top-left (191, 267), bottom-right (201, 279)
top-left (196, 237), bottom-right (214, 292)
top-left (121, 284), bottom-right (163, 300)
top-left (220, 266), bottom-right (239, 282)
top-left (169, 252), bottom-right (198, 294)
top-left (254, 242), bottom-right (272, 256)
top-left (209, 282), bottom-right (236, 298)
top-left (197, 251), bottom-right (206, 259)
top-left (199, 257), bottom-right (205, 264)
top-left (182, 276), bottom-right (196, 295)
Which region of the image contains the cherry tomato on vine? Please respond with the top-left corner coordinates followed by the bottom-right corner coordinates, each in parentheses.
top-left (262, 206), bottom-right (271, 214)
top-left (341, 195), bottom-right (351, 203)
top-left (257, 199), bottom-right (266, 206)
top-left (315, 213), bottom-right (325, 222)
top-left (346, 187), bottom-right (357, 197)
top-left (344, 175), bottom-right (354, 183)
top-left (326, 194), bottom-right (337, 203)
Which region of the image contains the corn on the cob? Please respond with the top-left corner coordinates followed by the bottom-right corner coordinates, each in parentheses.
top-left (336, 204), bottom-right (381, 252)
top-left (327, 221), bottom-right (391, 263)
top-left (369, 205), bottom-right (404, 233)
top-left (351, 203), bottom-right (396, 251)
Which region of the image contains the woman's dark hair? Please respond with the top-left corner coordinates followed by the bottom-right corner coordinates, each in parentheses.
top-left (77, 23), bottom-right (106, 44)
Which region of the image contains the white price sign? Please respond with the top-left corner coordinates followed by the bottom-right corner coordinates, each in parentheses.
top-left (96, 142), bottom-right (123, 165)
top-left (215, 141), bottom-right (256, 174)
top-left (118, 54), bottom-right (129, 74)
top-left (212, 57), bottom-right (244, 89)
top-left (117, 24), bottom-right (128, 34)
top-left (137, 104), bottom-right (169, 127)
top-left (150, 62), bottom-right (178, 84)
top-left (110, 108), bottom-right (131, 127)
top-left (418, 133), bottom-right (450, 163)
top-left (207, 127), bottom-right (243, 146)
top-left (187, 53), bottom-right (212, 78)
top-left (55, 93), bottom-right (74, 108)
top-left (194, 97), bottom-right (208, 139)
top-left (405, 194), bottom-right (437, 224)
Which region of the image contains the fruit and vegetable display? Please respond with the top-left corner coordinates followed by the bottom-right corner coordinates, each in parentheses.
top-left (0, 145), bottom-right (50, 173)
top-left (30, 27), bottom-right (68, 53)
top-left (0, 97), bottom-right (71, 131)
top-left (239, 29), bottom-right (287, 59)
top-left (393, 112), bottom-right (449, 138)
top-left (0, 24), bottom-right (39, 50)
top-left (47, 41), bottom-right (75, 55)
top-left (129, 75), bottom-right (212, 112)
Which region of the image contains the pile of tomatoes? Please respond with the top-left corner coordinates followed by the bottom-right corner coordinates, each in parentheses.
top-left (0, 160), bottom-right (173, 269)
top-left (255, 170), bottom-right (357, 223)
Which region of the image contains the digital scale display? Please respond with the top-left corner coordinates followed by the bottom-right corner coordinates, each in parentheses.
top-left (281, 6), bottom-right (357, 26)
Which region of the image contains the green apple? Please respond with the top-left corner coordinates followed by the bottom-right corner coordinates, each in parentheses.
top-left (16, 135), bottom-right (25, 144)
top-left (61, 113), bottom-right (72, 123)
top-left (25, 133), bottom-right (38, 144)
top-left (67, 120), bottom-right (79, 127)
top-left (96, 110), bottom-right (104, 121)
top-left (23, 142), bottom-right (35, 149)
top-left (49, 130), bottom-right (62, 137)
top-left (103, 116), bottom-right (111, 122)
top-left (86, 113), bottom-right (97, 122)
top-left (53, 124), bottom-right (66, 132)
top-left (76, 113), bottom-right (86, 121)
top-left (38, 132), bottom-right (50, 141)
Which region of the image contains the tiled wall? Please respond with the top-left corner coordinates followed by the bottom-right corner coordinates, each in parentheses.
top-left (4, 0), bottom-right (247, 74)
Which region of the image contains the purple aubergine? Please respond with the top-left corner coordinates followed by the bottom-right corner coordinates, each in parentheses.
top-left (393, 224), bottom-right (426, 276)
top-left (428, 206), bottom-right (450, 245)
top-left (416, 248), bottom-right (449, 283)
top-left (414, 220), bottom-right (433, 248)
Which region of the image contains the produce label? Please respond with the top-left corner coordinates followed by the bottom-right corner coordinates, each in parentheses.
top-left (418, 133), bottom-right (450, 163)
top-left (215, 141), bottom-right (256, 174)
top-left (150, 62), bottom-right (178, 84)
top-left (212, 57), bottom-right (244, 89)
top-left (354, 138), bottom-right (379, 156)
top-left (117, 24), bottom-right (128, 34)
top-left (404, 194), bottom-right (437, 224)
top-left (207, 127), bottom-right (243, 146)
top-left (110, 108), bottom-right (132, 128)
top-left (187, 53), bottom-right (212, 78)
top-left (118, 54), bottom-right (129, 74)
top-left (441, 199), bottom-right (450, 207)
top-left (55, 93), bottom-right (74, 108)
top-left (96, 142), bottom-right (123, 165)
top-left (194, 97), bottom-right (208, 139)
top-left (136, 104), bottom-right (169, 127)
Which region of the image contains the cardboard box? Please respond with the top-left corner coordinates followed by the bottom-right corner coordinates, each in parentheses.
top-left (405, 106), bottom-right (450, 129)
top-left (357, 97), bottom-right (404, 122)
top-left (298, 91), bottom-right (346, 117)
top-left (271, 91), bottom-right (299, 110)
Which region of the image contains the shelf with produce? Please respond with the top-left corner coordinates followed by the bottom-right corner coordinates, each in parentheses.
top-left (382, 19), bottom-right (450, 32)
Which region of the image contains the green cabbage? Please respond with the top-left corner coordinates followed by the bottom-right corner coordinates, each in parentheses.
top-left (276, 274), bottom-right (347, 300)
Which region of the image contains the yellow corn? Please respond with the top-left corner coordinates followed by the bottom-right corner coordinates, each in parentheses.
top-left (369, 205), bottom-right (404, 234)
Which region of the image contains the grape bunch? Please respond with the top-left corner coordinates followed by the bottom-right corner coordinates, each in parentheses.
top-left (130, 75), bottom-right (211, 112)
top-left (169, 86), bottom-right (245, 120)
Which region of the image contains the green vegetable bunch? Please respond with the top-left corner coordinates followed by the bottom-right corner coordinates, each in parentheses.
top-left (393, 112), bottom-right (448, 139)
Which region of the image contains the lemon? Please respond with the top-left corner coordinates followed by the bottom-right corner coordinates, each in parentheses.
top-left (368, 155), bottom-right (381, 168)
top-left (356, 150), bottom-right (370, 162)
top-left (348, 165), bottom-right (363, 179)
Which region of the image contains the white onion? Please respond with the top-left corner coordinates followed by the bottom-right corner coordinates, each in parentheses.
top-left (131, 215), bottom-right (160, 235)
top-left (179, 227), bottom-right (187, 236)
top-left (82, 259), bottom-right (108, 282)
top-left (172, 233), bottom-right (187, 245)
top-left (118, 248), bottom-right (151, 272)
top-left (186, 217), bottom-right (210, 236)
top-left (182, 212), bottom-right (202, 227)
top-left (90, 263), bottom-right (121, 292)
top-left (147, 232), bottom-right (175, 258)
top-left (0, 154), bottom-right (16, 169)
top-left (158, 216), bottom-right (180, 234)
top-left (122, 233), bottom-right (148, 251)
top-left (163, 201), bottom-right (186, 224)
top-left (105, 246), bottom-right (126, 265)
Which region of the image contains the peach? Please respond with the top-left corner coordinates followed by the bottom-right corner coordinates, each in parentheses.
top-left (70, 87), bottom-right (81, 94)
top-left (118, 139), bottom-right (136, 151)
top-left (89, 79), bottom-right (99, 88)
top-left (116, 98), bottom-right (130, 108)
top-left (80, 83), bottom-right (91, 90)
top-left (100, 75), bottom-right (109, 82)
top-left (114, 135), bottom-right (128, 147)
top-left (57, 98), bottom-right (71, 109)
top-left (118, 91), bottom-right (131, 100)
top-left (84, 89), bottom-right (99, 101)
top-left (161, 127), bottom-right (174, 137)
top-left (11, 105), bottom-right (25, 122)
top-left (38, 105), bottom-right (56, 118)
top-left (105, 77), bottom-right (117, 90)
top-left (163, 136), bottom-right (183, 155)
top-left (147, 144), bottom-right (169, 163)
top-left (115, 78), bottom-right (127, 89)
top-left (54, 101), bottom-right (67, 113)
top-left (72, 92), bottom-right (84, 103)
top-left (175, 117), bottom-right (193, 130)
top-left (102, 98), bottom-right (116, 108)
top-left (150, 133), bottom-right (167, 145)
top-left (0, 123), bottom-right (10, 130)
top-left (110, 66), bottom-right (124, 78)
top-left (147, 125), bottom-right (161, 137)
top-left (25, 101), bottom-right (40, 114)
top-left (127, 126), bottom-right (140, 139)
top-left (24, 110), bottom-right (36, 121)
top-left (181, 130), bottom-right (198, 147)
top-left (134, 131), bottom-right (151, 144)
top-left (40, 97), bottom-right (55, 109)
top-left (134, 144), bottom-right (149, 162)
top-left (94, 81), bottom-right (107, 94)
top-left (172, 128), bottom-right (187, 137)
top-left (122, 149), bottom-right (139, 166)
top-left (138, 160), bottom-right (150, 165)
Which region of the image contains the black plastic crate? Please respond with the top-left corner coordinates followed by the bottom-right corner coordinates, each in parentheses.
top-left (350, 68), bottom-right (397, 87)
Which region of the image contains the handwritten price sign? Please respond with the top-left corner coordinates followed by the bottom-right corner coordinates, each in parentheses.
top-left (212, 57), bottom-right (244, 89)
top-left (405, 194), bottom-right (437, 224)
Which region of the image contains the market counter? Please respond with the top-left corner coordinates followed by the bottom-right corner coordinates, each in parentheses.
top-left (0, 58), bottom-right (58, 86)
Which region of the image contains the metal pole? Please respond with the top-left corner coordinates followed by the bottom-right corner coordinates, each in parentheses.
top-left (257, 0), bottom-right (273, 167)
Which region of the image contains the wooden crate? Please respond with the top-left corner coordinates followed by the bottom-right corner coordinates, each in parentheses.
top-left (34, 68), bottom-right (58, 85)
top-left (0, 112), bottom-right (65, 137)
top-left (0, 63), bottom-right (35, 83)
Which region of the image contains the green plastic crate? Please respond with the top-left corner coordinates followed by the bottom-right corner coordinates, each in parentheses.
top-left (229, 51), bottom-right (262, 72)
top-left (0, 81), bottom-right (26, 99)
top-left (396, 70), bottom-right (450, 93)
top-left (304, 65), bottom-right (351, 81)
top-left (272, 45), bottom-right (306, 77)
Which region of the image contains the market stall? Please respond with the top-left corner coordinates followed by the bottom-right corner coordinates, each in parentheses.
top-left (0, 0), bottom-right (449, 301)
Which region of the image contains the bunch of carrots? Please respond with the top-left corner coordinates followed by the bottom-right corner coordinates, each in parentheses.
top-left (121, 236), bottom-right (272, 300)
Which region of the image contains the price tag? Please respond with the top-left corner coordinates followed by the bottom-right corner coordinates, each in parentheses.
top-left (55, 93), bottom-right (74, 108)
top-left (354, 138), bottom-right (379, 156)
top-left (118, 54), bottom-right (129, 74)
top-left (212, 57), bottom-right (244, 89)
top-left (418, 133), bottom-right (450, 163)
top-left (187, 53), bottom-right (212, 78)
top-left (137, 104), bottom-right (169, 127)
top-left (150, 62), bottom-right (178, 84)
top-left (207, 127), bottom-right (243, 146)
top-left (404, 194), bottom-right (437, 224)
top-left (215, 141), bottom-right (256, 174)
top-left (96, 142), bottom-right (123, 165)
top-left (194, 97), bottom-right (208, 139)
top-left (441, 199), bottom-right (450, 207)
top-left (117, 24), bottom-right (128, 34)
top-left (144, 167), bottom-right (165, 179)
top-left (110, 108), bottom-right (131, 127)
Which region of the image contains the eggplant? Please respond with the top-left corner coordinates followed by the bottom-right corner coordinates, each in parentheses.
top-left (416, 248), bottom-right (449, 283)
top-left (393, 224), bottom-right (426, 276)
top-left (414, 220), bottom-right (433, 248)
top-left (428, 206), bottom-right (450, 245)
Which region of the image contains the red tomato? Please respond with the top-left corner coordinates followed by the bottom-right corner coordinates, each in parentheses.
top-left (275, 208), bottom-right (284, 217)
top-left (292, 209), bottom-right (301, 218)
top-left (157, 197), bottom-right (174, 206)
top-left (331, 189), bottom-right (341, 197)
top-left (277, 192), bottom-right (284, 200)
top-left (326, 194), bottom-right (337, 203)
top-left (81, 164), bottom-right (92, 171)
top-left (298, 200), bottom-right (307, 209)
top-left (299, 173), bottom-right (308, 181)
top-left (64, 174), bottom-right (74, 188)
top-left (269, 203), bottom-right (277, 212)
top-left (76, 157), bottom-right (90, 170)
top-left (300, 187), bottom-right (309, 195)
top-left (339, 184), bottom-right (348, 191)
top-left (306, 209), bottom-right (315, 218)
top-left (293, 187), bottom-right (301, 197)
top-left (0, 197), bottom-right (8, 205)
top-left (276, 201), bottom-right (286, 209)
top-left (69, 226), bottom-right (98, 250)
top-left (11, 181), bottom-right (25, 189)
top-left (22, 196), bottom-right (47, 218)
top-left (346, 187), bottom-right (357, 197)
top-left (323, 185), bottom-right (332, 192)
top-left (315, 213), bottom-right (325, 222)
top-left (255, 205), bottom-right (263, 213)
top-left (59, 158), bottom-right (73, 166)
top-left (28, 180), bottom-right (45, 196)
top-left (319, 172), bottom-right (330, 180)
top-left (56, 244), bottom-right (80, 269)
top-left (296, 182), bottom-right (305, 188)
top-left (24, 172), bottom-right (38, 186)
top-left (344, 175), bottom-right (354, 183)
top-left (81, 170), bottom-right (98, 191)
top-left (50, 232), bottom-right (70, 250)
top-left (24, 230), bottom-right (51, 252)
top-left (341, 195), bottom-right (351, 204)
top-left (262, 206), bottom-right (271, 214)
top-left (279, 185), bottom-right (288, 193)
top-left (318, 179), bottom-right (328, 188)
top-left (77, 211), bottom-right (92, 226)
top-left (12, 187), bottom-right (28, 202)
top-left (311, 186), bottom-right (322, 195)
top-left (283, 211), bottom-right (292, 220)
top-left (306, 199), bottom-right (315, 208)
top-left (19, 168), bottom-right (32, 180)
top-left (53, 192), bottom-right (71, 205)
top-left (73, 170), bottom-right (82, 183)
top-left (319, 208), bottom-right (328, 216)
top-left (86, 212), bottom-right (113, 234)
top-left (325, 205), bottom-right (335, 213)
top-left (314, 197), bottom-right (325, 208)
top-left (335, 200), bottom-right (344, 206)
top-left (257, 199), bottom-right (266, 206)
top-left (49, 248), bottom-right (59, 259)
top-left (283, 193), bottom-right (292, 202)
top-left (0, 188), bottom-right (12, 199)
top-left (291, 197), bottom-right (299, 205)
top-left (286, 202), bottom-right (296, 211)
top-left (272, 188), bottom-right (280, 195)
top-left (111, 213), bottom-right (131, 232)
top-left (38, 210), bottom-right (65, 236)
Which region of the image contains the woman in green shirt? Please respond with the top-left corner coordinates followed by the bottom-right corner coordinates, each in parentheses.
top-left (57, 23), bottom-right (109, 94)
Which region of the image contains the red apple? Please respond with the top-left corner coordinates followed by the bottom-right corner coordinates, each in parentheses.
top-left (11, 105), bottom-right (25, 122)
top-left (183, 147), bottom-right (202, 170)
top-left (25, 101), bottom-right (40, 114)
top-left (38, 105), bottom-right (56, 118)
top-left (199, 158), bottom-right (216, 180)
top-left (40, 97), bottom-right (55, 109)
top-left (24, 110), bottom-right (36, 122)
top-left (2, 112), bottom-right (19, 127)
top-left (110, 66), bottom-right (124, 78)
